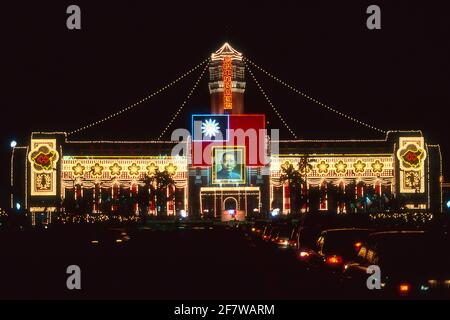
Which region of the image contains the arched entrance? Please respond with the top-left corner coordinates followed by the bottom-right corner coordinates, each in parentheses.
top-left (199, 186), bottom-right (260, 221)
top-left (223, 197), bottom-right (238, 211)
top-left (222, 196), bottom-right (245, 222)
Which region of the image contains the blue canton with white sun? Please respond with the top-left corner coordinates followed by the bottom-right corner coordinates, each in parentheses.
top-left (201, 119), bottom-right (221, 138)
top-left (192, 114), bottom-right (229, 141)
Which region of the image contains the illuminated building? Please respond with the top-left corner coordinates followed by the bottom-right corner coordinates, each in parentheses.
top-left (10, 43), bottom-right (443, 222)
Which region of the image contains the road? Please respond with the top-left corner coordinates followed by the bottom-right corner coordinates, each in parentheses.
top-left (0, 225), bottom-right (363, 299)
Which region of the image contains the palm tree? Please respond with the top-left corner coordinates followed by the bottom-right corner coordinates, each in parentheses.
top-left (138, 176), bottom-right (151, 217)
top-left (336, 184), bottom-right (346, 214)
top-left (279, 161), bottom-right (304, 214)
top-left (298, 155), bottom-right (313, 212)
top-left (146, 168), bottom-right (175, 216)
top-left (345, 180), bottom-right (357, 213)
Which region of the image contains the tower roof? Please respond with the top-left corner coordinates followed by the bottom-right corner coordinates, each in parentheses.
top-left (211, 42), bottom-right (243, 61)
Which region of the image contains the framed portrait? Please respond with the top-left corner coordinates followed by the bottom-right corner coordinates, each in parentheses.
top-left (212, 146), bottom-right (246, 185)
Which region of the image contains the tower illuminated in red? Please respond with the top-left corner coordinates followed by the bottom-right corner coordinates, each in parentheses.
top-left (209, 43), bottom-right (245, 114)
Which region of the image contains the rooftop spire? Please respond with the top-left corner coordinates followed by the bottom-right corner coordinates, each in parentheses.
top-left (211, 42), bottom-right (243, 61)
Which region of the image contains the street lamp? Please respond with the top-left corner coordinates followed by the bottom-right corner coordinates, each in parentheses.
top-left (10, 140), bottom-right (17, 148)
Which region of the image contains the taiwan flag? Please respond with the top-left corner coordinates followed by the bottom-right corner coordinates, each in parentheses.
top-left (191, 114), bottom-right (267, 167)
top-left (192, 114), bottom-right (229, 142)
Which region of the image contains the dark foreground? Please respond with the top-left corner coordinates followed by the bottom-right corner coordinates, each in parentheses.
top-left (0, 224), bottom-right (447, 300)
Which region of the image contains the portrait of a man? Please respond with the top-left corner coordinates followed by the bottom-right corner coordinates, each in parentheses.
top-left (212, 147), bottom-right (245, 184)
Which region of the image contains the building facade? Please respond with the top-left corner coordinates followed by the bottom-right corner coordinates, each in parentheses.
top-left (11, 43), bottom-right (443, 222)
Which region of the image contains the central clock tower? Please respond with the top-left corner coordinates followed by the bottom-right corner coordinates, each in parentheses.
top-left (209, 43), bottom-right (246, 114)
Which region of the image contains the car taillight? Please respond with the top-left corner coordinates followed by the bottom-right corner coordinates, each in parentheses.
top-left (399, 283), bottom-right (410, 294)
top-left (299, 251), bottom-right (310, 259)
top-left (289, 240), bottom-right (296, 246)
top-left (354, 242), bottom-right (362, 251)
top-left (326, 255), bottom-right (343, 265)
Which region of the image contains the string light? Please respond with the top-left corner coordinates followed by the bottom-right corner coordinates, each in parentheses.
top-left (245, 62), bottom-right (298, 139)
top-left (369, 212), bottom-right (433, 223)
top-left (157, 60), bottom-right (210, 140)
top-left (244, 57), bottom-right (386, 134)
top-left (68, 58), bottom-right (210, 136)
top-left (52, 213), bottom-right (143, 224)
top-left (211, 42), bottom-right (243, 61)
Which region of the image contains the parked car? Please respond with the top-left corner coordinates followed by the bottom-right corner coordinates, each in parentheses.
top-left (250, 221), bottom-right (267, 235)
top-left (297, 228), bottom-right (372, 271)
top-left (342, 231), bottom-right (450, 298)
top-left (261, 224), bottom-right (273, 242)
top-left (287, 224), bottom-right (299, 249)
top-left (296, 226), bottom-right (323, 261)
top-left (270, 223), bottom-right (297, 248)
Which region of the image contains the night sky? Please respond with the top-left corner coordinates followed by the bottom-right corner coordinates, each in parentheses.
top-left (2, 1), bottom-right (449, 207)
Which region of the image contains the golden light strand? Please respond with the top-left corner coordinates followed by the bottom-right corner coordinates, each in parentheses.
top-left (68, 58), bottom-right (210, 136)
top-left (157, 60), bottom-right (210, 140)
top-left (246, 62), bottom-right (298, 139)
top-left (244, 57), bottom-right (386, 134)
